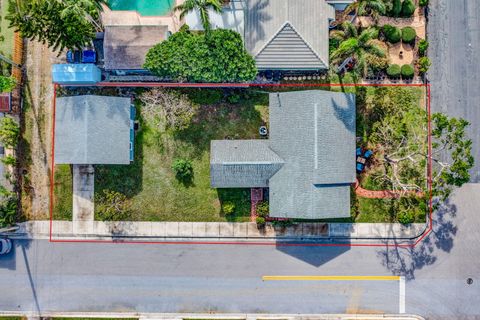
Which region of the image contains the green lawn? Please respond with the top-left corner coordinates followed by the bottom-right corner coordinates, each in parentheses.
top-left (53, 164), bottom-right (73, 220)
top-left (92, 90), bottom-right (268, 222)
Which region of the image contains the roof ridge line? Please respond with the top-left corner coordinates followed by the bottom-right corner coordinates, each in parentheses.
top-left (254, 21), bottom-right (327, 68)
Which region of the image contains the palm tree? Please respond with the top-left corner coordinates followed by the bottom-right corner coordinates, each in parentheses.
top-left (175, 0), bottom-right (223, 32)
top-left (344, 0), bottom-right (386, 21)
top-left (330, 21), bottom-right (357, 43)
top-left (59, 0), bottom-right (106, 31)
top-left (331, 27), bottom-right (387, 77)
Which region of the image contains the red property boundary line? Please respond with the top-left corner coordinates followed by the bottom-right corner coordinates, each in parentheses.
top-left (48, 82), bottom-right (433, 248)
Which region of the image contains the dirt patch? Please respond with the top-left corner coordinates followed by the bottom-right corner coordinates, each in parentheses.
top-left (18, 40), bottom-right (63, 219)
top-left (388, 42), bottom-right (415, 65)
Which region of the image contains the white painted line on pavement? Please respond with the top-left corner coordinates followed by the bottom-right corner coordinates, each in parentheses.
top-left (399, 276), bottom-right (405, 314)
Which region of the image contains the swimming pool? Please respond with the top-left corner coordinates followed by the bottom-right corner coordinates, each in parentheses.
top-left (108, 0), bottom-right (175, 16)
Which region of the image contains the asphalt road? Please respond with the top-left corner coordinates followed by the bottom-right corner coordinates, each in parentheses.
top-left (428, 0), bottom-right (480, 182)
top-left (1, 184), bottom-right (480, 319)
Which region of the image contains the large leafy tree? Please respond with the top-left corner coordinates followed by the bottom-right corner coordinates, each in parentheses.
top-left (344, 0), bottom-right (386, 20)
top-left (144, 26), bottom-right (257, 83)
top-left (174, 0), bottom-right (223, 32)
top-left (7, 0), bottom-right (105, 52)
top-left (366, 88), bottom-right (473, 200)
top-left (331, 27), bottom-right (387, 77)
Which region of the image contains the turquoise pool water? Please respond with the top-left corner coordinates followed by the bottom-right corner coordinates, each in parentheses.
top-left (108, 0), bottom-right (175, 16)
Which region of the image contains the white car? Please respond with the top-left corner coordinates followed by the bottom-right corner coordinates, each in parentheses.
top-left (0, 238), bottom-right (12, 255)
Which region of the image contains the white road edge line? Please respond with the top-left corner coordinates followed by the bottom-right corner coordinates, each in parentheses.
top-left (399, 276), bottom-right (406, 314)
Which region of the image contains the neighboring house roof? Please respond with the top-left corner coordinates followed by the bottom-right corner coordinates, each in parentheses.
top-left (103, 25), bottom-right (168, 70)
top-left (210, 90), bottom-right (356, 219)
top-left (54, 95), bottom-right (132, 165)
top-left (185, 0), bottom-right (335, 70)
top-left (244, 0), bottom-right (335, 70)
top-left (210, 140), bottom-right (284, 188)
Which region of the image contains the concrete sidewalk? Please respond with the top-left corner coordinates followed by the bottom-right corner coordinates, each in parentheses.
top-left (13, 220), bottom-right (427, 241)
top-left (0, 311), bottom-right (425, 320)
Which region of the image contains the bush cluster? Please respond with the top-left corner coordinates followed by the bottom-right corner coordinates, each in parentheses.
top-left (398, 211), bottom-right (415, 224)
top-left (386, 64), bottom-right (401, 77)
top-left (401, 64), bottom-right (415, 78)
top-left (419, 0), bottom-right (428, 6)
top-left (383, 25), bottom-right (401, 43)
top-left (417, 57), bottom-right (431, 73)
top-left (418, 39), bottom-right (429, 56)
top-left (171, 158), bottom-right (194, 183)
top-left (401, 0), bottom-right (416, 17)
top-left (144, 26), bottom-right (257, 82)
top-left (389, 0), bottom-right (416, 18)
top-left (256, 201), bottom-right (269, 218)
top-left (222, 201), bottom-right (235, 215)
top-left (401, 26), bottom-right (416, 43)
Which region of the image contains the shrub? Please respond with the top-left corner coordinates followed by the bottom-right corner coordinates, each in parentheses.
top-left (222, 201), bottom-right (235, 215)
top-left (391, 0), bottom-right (402, 17)
top-left (144, 27), bottom-right (257, 82)
top-left (401, 27), bottom-right (416, 44)
top-left (256, 216), bottom-right (266, 227)
top-left (401, 0), bottom-right (416, 17)
top-left (172, 158), bottom-right (194, 183)
top-left (417, 57), bottom-right (431, 73)
top-left (0, 117), bottom-right (20, 148)
top-left (398, 211), bottom-right (414, 224)
top-left (419, 0), bottom-right (428, 6)
top-left (185, 88), bottom-right (223, 105)
top-left (386, 64), bottom-right (401, 77)
top-left (256, 201), bottom-right (269, 218)
top-left (226, 93), bottom-right (241, 104)
top-left (0, 187), bottom-right (17, 228)
top-left (95, 190), bottom-right (131, 221)
top-left (140, 88), bottom-right (198, 132)
top-left (382, 25), bottom-right (401, 43)
top-left (418, 39), bottom-right (429, 56)
top-left (0, 76), bottom-right (16, 93)
top-left (1, 155), bottom-right (16, 166)
top-left (401, 64), bottom-right (415, 78)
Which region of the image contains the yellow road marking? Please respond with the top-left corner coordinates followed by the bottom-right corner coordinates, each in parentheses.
top-left (262, 275), bottom-right (400, 281)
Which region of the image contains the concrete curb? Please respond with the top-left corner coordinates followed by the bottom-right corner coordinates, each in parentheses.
top-left (6, 220), bottom-right (429, 242)
top-left (0, 311), bottom-right (426, 320)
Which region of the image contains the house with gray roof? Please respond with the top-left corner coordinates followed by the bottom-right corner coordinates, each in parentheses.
top-left (54, 95), bottom-right (135, 165)
top-left (210, 90), bottom-right (356, 219)
top-left (186, 0), bottom-right (353, 71)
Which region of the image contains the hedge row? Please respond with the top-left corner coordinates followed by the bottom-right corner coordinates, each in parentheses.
top-left (386, 64), bottom-right (414, 78)
top-left (383, 25), bottom-right (417, 44)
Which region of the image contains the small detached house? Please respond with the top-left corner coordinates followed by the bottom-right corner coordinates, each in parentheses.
top-left (210, 90), bottom-right (356, 219)
top-left (54, 95), bottom-right (135, 165)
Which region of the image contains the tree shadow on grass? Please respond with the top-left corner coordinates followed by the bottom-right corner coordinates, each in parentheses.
top-left (376, 198), bottom-right (457, 280)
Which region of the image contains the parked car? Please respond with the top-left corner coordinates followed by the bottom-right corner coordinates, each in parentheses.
top-left (0, 238), bottom-right (12, 255)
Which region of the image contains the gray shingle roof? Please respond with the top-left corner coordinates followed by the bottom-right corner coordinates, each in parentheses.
top-left (54, 95), bottom-right (132, 165)
top-left (210, 90), bottom-right (356, 219)
top-left (104, 25), bottom-right (168, 70)
top-left (268, 90), bottom-right (356, 219)
top-left (210, 140), bottom-right (284, 188)
top-left (245, 0), bottom-right (335, 70)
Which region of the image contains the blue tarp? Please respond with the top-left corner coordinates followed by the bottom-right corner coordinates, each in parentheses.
top-left (52, 63), bottom-right (101, 85)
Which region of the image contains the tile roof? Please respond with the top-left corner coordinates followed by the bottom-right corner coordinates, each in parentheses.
top-left (103, 25), bottom-right (168, 70)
